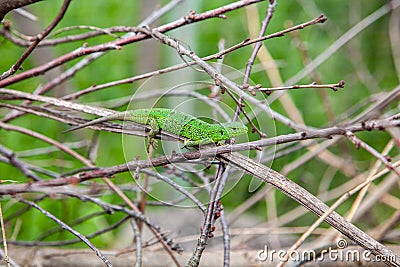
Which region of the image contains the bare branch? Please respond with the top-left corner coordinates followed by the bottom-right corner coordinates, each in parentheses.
top-left (0, 0), bottom-right (72, 79)
top-left (0, 0), bottom-right (42, 21)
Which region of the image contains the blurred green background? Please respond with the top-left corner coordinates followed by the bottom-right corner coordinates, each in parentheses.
top-left (0, 0), bottom-right (398, 248)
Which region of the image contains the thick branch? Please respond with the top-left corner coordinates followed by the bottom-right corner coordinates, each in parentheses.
top-left (218, 153), bottom-right (400, 266)
top-left (0, 0), bottom-right (42, 21)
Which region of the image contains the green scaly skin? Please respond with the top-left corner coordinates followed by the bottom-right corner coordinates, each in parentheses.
top-left (64, 108), bottom-right (247, 147)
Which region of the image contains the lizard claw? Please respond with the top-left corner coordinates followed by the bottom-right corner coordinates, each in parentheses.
top-left (147, 138), bottom-right (158, 151)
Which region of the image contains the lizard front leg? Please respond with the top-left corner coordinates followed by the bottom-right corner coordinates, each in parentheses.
top-left (147, 118), bottom-right (160, 150)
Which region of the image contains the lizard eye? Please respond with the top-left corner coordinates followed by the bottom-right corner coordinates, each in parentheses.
top-left (232, 127), bottom-right (237, 130)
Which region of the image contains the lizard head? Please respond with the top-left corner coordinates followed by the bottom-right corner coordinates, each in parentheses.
top-left (208, 122), bottom-right (247, 142)
top-left (221, 122), bottom-right (248, 137)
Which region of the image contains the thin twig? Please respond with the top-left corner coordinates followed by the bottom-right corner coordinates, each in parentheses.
top-left (251, 80), bottom-right (345, 93)
top-left (0, 203), bottom-right (10, 267)
top-left (188, 163), bottom-right (226, 267)
top-left (285, 0), bottom-right (400, 86)
top-left (16, 196), bottom-right (113, 267)
top-left (234, 0), bottom-right (276, 122)
top-left (216, 167), bottom-right (233, 267)
top-left (345, 131), bottom-right (400, 178)
top-left (130, 219), bottom-right (142, 267)
top-left (0, 144), bottom-right (41, 181)
top-left (0, 0), bottom-right (264, 88)
top-left (0, 122), bottom-right (93, 167)
top-left (0, 0), bottom-right (72, 80)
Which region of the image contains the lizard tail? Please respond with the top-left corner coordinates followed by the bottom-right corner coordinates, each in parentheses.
top-left (62, 112), bottom-right (127, 133)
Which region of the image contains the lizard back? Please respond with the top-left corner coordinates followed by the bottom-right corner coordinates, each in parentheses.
top-left (127, 108), bottom-right (213, 141)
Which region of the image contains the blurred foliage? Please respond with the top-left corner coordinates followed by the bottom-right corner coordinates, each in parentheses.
top-left (0, 0), bottom-right (398, 248)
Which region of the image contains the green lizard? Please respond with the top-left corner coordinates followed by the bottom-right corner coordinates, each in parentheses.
top-left (64, 108), bottom-right (247, 147)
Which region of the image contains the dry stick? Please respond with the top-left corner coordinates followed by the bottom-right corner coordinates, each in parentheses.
top-left (346, 140), bottom-right (394, 222)
top-left (205, 32), bottom-right (235, 259)
top-left (188, 163), bottom-right (226, 267)
top-left (277, 138), bottom-right (400, 266)
top-left (219, 209), bottom-right (230, 267)
top-left (17, 140), bottom-right (89, 158)
top-left (37, 211), bottom-right (107, 241)
top-left (16, 196), bottom-right (112, 267)
top-left (222, 85), bottom-right (264, 136)
top-left (0, 122), bottom-right (92, 167)
top-left (296, 142), bottom-right (393, 260)
top-left (130, 219), bottom-right (142, 267)
top-left (219, 152), bottom-right (400, 267)
top-left (0, 204), bottom-right (10, 267)
top-left (253, 80), bottom-right (345, 93)
top-left (100, 179), bottom-right (182, 267)
top-left (0, 102), bottom-right (149, 137)
top-left (215, 166), bottom-right (233, 267)
top-left (283, 153), bottom-right (399, 243)
top-left (0, 143), bottom-right (41, 181)
top-left (346, 131), bottom-right (400, 178)
top-left (0, 153), bottom-right (57, 178)
top-left (210, 40), bottom-right (232, 267)
top-left (0, 25), bottom-right (138, 46)
top-left (140, 169), bottom-right (206, 213)
top-left (0, 0), bottom-right (72, 80)
top-left (138, 146), bottom-right (154, 231)
top-left (50, 25), bottom-right (119, 38)
top-left (281, 86), bottom-right (400, 175)
top-left (216, 14), bottom-right (328, 59)
top-left (353, 171), bottom-right (400, 221)
top-left (233, 0), bottom-right (276, 123)
top-left (254, 160), bottom-right (399, 242)
top-left (0, 0), bottom-right (43, 21)
top-left (276, 172), bottom-right (396, 264)
top-left (0, 88), bottom-right (114, 116)
top-left (4, 192), bottom-right (169, 248)
top-left (289, 21), bottom-right (337, 121)
top-left (8, 216), bottom-right (133, 247)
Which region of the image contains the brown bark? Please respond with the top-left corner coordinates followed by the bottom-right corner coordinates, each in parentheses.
top-left (0, 0), bottom-right (42, 21)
